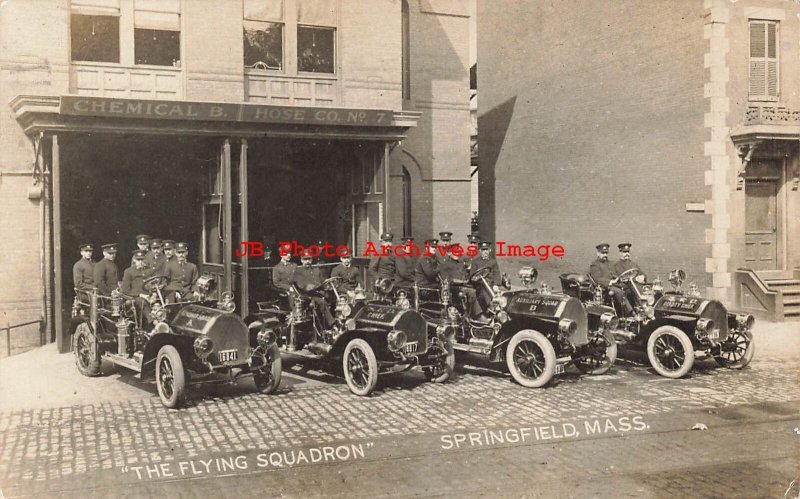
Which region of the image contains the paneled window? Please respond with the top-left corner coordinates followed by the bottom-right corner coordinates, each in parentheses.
top-left (70, 0), bottom-right (181, 67)
top-left (244, 0), bottom-right (285, 70)
top-left (134, 0), bottom-right (181, 66)
top-left (749, 20), bottom-right (779, 101)
top-left (244, 0), bottom-right (336, 75)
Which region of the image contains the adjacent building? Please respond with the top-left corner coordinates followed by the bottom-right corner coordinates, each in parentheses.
top-left (0, 0), bottom-right (472, 353)
top-left (478, 0), bottom-right (799, 320)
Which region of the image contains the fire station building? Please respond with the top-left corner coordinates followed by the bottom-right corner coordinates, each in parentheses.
top-left (0, 0), bottom-right (472, 352)
top-left (478, 0), bottom-right (799, 321)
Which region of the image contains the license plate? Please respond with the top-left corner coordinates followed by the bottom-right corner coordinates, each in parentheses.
top-left (218, 349), bottom-right (238, 362)
top-left (403, 342), bottom-right (418, 354)
top-left (555, 364), bottom-right (565, 375)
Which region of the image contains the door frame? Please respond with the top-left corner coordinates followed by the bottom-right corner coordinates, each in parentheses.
top-left (744, 156), bottom-right (787, 271)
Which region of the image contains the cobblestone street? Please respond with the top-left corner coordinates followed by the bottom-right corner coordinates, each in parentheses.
top-left (0, 324), bottom-right (798, 497)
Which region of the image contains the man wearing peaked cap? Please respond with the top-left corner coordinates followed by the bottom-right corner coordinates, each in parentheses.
top-left (330, 248), bottom-right (362, 291)
top-left (145, 239), bottom-right (166, 277)
top-left (614, 243), bottom-right (647, 306)
top-left (415, 238), bottom-right (440, 300)
top-left (164, 242), bottom-right (199, 302)
top-left (94, 243), bottom-right (120, 295)
top-left (73, 244), bottom-right (95, 293)
top-left (162, 240), bottom-right (176, 264)
top-left (467, 234), bottom-right (481, 245)
top-left (122, 249), bottom-right (149, 298)
top-left (589, 242), bottom-right (633, 315)
top-left (368, 232), bottom-right (396, 287)
top-left (469, 241), bottom-right (500, 286)
top-left (436, 231), bottom-right (454, 265)
top-left (394, 236), bottom-right (417, 289)
top-left (131, 234), bottom-right (151, 265)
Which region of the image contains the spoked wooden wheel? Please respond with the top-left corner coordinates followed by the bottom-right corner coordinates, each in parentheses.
top-left (72, 322), bottom-right (101, 377)
top-left (505, 329), bottom-right (556, 388)
top-left (423, 341), bottom-right (455, 383)
top-left (343, 338), bottom-right (378, 396)
top-left (715, 329), bottom-right (754, 369)
top-left (254, 344), bottom-right (283, 393)
top-left (574, 330), bottom-right (618, 375)
top-left (156, 345), bottom-right (186, 408)
top-left (647, 326), bottom-right (694, 378)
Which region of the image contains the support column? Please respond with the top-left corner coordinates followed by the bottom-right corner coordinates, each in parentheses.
top-left (223, 139), bottom-right (233, 293)
top-left (239, 139), bottom-right (249, 318)
top-left (52, 134), bottom-right (67, 353)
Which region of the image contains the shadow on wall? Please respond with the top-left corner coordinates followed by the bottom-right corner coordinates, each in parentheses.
top-left (477, 95), bottom-right (517, 241)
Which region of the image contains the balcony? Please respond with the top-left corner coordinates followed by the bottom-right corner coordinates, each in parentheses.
top-left (732, 105), bottom-right (800, 144)
top-left (745, 105), bottom-right (800, 125)
top-left (244, 70), bottom-right (337, 107)
top-left (70, 62), bottom-right (183, 100)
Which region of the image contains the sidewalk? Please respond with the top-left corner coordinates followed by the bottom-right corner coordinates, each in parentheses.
top-left (0, 320), bottom-right (796, 412)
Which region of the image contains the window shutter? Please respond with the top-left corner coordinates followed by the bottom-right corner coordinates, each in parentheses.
top-left (749, 20), bottom-right (779, 101)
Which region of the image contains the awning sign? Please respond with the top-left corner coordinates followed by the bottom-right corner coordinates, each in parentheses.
top-left (60, 96), bottom-right (394, 126)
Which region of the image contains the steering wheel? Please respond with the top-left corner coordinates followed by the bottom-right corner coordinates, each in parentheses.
top-left (143, 275), bottom-right (168, 292)
top-left (321, 276), bottom-right (343, 289)
top-left (615, 268), bottom-right (640, 283)
top-left (469, 266), bottom-right (493, 283)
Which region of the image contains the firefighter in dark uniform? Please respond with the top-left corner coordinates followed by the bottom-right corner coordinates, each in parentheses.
top-left (394, 236), bottom-right (417, 289)
top-left (415, 238), bottom-right (439, 301)
top-left (73, 244), bottom-right (95, 299)
top-left (465, 234), bottom-right (482, 272)
top-left (293, 250), bottom-right (333, 325)
top-left (93, 243), bottom-right (119, 296)
top-left (438, 244), bottom-right (476, 313)
top-left (589, 243), bottom-right (633, 315)
top-left (131, 234), bottom-right (150, 265)
top-left (121, 249), bottom-right (152, 324)
top-left (468, 241), bottom-right (501, 317)
top-left (436, 231), bottom-right (453, 265)
top-left (144, 239), bottom-right (166, 276)
top-left (272, 250), bottom-right (297, 292)
top-left (614, 242), bottom-right (646, 308)
top-left (164, 242), bottom-right (199, 302)
top-left (162, 240), bottom-right (176, 266)
top-left (330, 250), bottom-right (362, 291)
top-left (368, 232), bottom-right (396, 287)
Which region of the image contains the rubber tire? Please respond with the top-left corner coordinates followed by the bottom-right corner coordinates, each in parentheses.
top-left (715, 329), bottom-right (754, 369)
top-left (423, 342), bottom-right (455, 383)
top-left (155, 345), bottom-right (186, 409)
top-left (342, 338), bottom-right (379, 396)
top-left (505, 329), bottom-right (557, 388)
top-left (647, 326), bottom-right (695, 379)
top-left (254, 344), bottom-right (283, 394)
top-left (72, 322), bottom-right (102, 377)
top-left (575, 330), bottom-right (618, 375)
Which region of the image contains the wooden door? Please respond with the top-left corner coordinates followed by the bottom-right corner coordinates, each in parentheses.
top-left (744, 178), bottom-right (778, 270)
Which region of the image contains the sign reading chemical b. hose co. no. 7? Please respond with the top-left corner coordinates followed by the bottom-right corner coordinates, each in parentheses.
top-left (60, 96), bottom-right (394, 127)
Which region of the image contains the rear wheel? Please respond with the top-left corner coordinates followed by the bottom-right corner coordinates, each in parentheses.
top-left (72, 322), bottom-right (102, 377)
top-left (505, 329), bottom-right (556, 388)
top-left (647, 326), bottom-right (694, 378)
top-left (254, 344), bottom-right (282, 393)
top-left (574, 330), bottom-right (618, 375)
top-left (715, 329), bottom-right (754, 369)
top-left (423, 341), bottom-right (455, 383)
top-left (343, 338), bottom-right (378, 396)
top-left (156, 345), bottom-right (186, 408)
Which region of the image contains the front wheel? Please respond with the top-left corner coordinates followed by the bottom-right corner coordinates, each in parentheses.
top-left (156, 345), bottom-right (186, 408)
top-left (505, 329), bottom-right (556, 388)
top-left (647, 326), bottom-right (694, 378)
top-left (254, 344), bottom-right (282, 393)
top-left (72, 322), bottom-right (102, 377)
top-left (715, 329), bottom-right (754, 369)
top-left (423, 341), bottom-right (455, 383)
top-left (343, 338), bottom-right (379, 396)
top-left (574, 330), bottom-right (618, 375)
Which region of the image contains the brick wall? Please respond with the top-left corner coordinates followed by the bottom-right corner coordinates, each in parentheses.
top-left (479, 0), bottom-right (710, 290)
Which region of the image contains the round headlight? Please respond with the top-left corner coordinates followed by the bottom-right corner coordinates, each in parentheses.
top-left (492, 295), bottom-right (508, 310)
top-left (337, 304), bottom-right (352, 318)
top-left (152, 305), bottom-right (167, 322)
top-left (696, 318), bottom-right (714, 334)
top-left (447, 306), bottom-right (460, 321)
top-left (736, 314), bottom-right (754, 330)
top-left (558, 318), bottom-right (577, 336)
top-left (600, 312), bottom-right (619, 331)
top-left (154, 322), bottom-right (171, 334)
top-left (222, 300), bottom-right (236, 313)
top-left (387, 330), bottom-right (407, 352)
top-left (193, 336), bottom-right (214, 359)
top-left (257, 329), bottom-right (277, 348)
top-left (495, 310), bottom-right (509, 323)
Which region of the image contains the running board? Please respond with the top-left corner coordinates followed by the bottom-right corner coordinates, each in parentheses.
top-left (453, 343), bottom-right (491, 355)
top-left (103, 352), bottom-right (142, 372)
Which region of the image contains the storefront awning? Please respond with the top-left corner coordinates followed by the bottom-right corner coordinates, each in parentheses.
top-left (10, 95), bottom-right (420, 141)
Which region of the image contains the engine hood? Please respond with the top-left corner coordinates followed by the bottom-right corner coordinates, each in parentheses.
top-left (655, 294), bottom-right (729, 340)
top-left (506, 292), bottom-right (588, 345)
top-left (169, 304), bottom-right (250, 365)
top-left (353, 303), bottom-right (428, 349)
